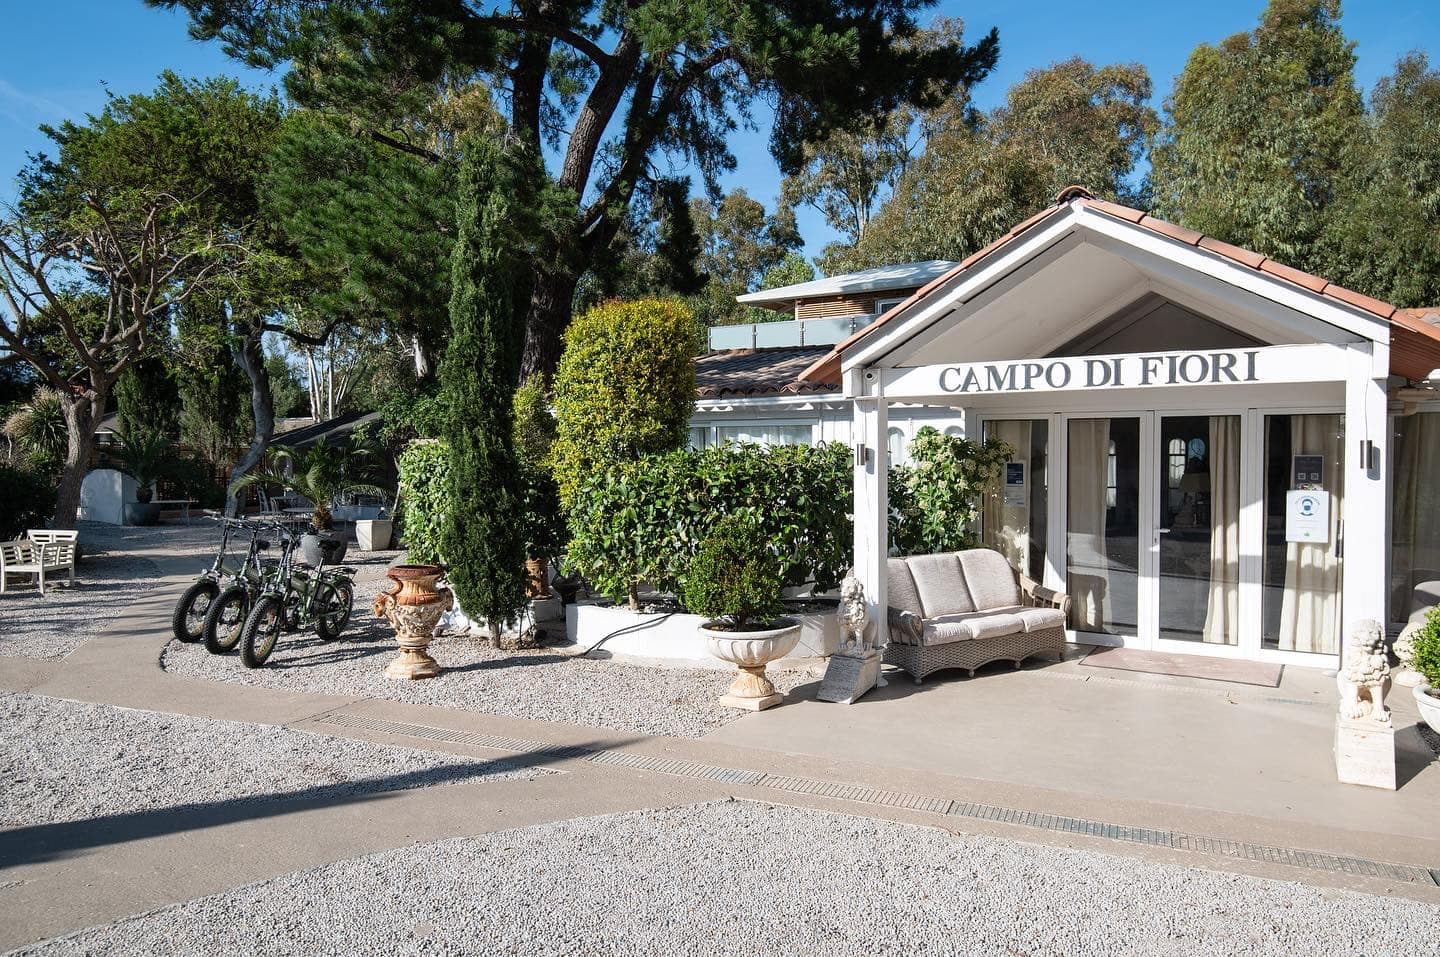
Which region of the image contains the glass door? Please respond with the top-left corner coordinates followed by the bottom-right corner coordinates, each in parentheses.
top-left (1154, 415), bottom-right (1242, 647)
top-left (1065, 417), bottom-right (1142, 639)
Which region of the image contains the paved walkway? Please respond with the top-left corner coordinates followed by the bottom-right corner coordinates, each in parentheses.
top-left (1, 529), bottom-right (1438, 950)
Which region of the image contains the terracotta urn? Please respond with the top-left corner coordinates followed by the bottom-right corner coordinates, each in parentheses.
top-left (525, 558), bottom-right (552, 599)
top-left (373, 564), bottom-right (454, 680)
top-left (699, 618), bottom-right (801, 711)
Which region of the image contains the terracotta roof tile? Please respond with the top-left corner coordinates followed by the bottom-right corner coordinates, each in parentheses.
top-left (695, 347), bottom-right (840, 399)
top-left (796, 188), bottom-right (1440, 386)
top-left (1258, 258), bottom-right (1329, 293)
top-left (1197, 236), bottom-right (1266, 268)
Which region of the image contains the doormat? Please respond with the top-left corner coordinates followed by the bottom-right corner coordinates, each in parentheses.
top-left (1080, 646), bottom-right (1283, 688)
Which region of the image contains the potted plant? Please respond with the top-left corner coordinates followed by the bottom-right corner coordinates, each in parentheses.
top-left (117, 429), bottom-right (172, 526)
top-left (682, 515), bottom-right (800, 711)
top-left (231, 437), bottom-right (389, 565)
top-left (1406, 605), bottom-right (1440, 731)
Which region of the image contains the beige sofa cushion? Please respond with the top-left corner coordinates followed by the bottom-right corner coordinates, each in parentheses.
top-left (1013, 606), bottom-right (1066, 633)
top-left (956, 549), bottom-right (1021, 610)
top-left (922, 610), bottom-right (1025, 645)
top-left (887, 559), bottom-right (925, 618)
top-left (906, 553), bottom-right (975, 618)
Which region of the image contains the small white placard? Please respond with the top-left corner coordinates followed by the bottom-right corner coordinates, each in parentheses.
top-left (1003, 462), bottom-right (1027, 507)
top-left (1286, 490), bottom-right (1330, 543)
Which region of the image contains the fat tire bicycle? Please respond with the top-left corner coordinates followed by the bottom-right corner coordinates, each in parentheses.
top-left (201, 521), bottom-right (282, 654)
top-left (238, 521), bottom-right (356, 668)
top-left (171, 515), bottom-right (257, 643)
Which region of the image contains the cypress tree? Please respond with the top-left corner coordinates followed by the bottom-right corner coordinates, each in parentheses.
top-left (439, 136), bottom-right (528, 639)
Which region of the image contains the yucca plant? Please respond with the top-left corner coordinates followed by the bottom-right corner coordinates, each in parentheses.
top-left (117, 429), bottom-right (175, 503)
top-left (231, 437), bottom-right (389, 531)
top-left (3, 386), bottom-right (68, 473)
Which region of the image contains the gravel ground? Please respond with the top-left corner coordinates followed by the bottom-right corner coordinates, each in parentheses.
top-left (15, 799), bottom-right (1440, 957)
top-left (0, 522), bottom-right (200, 660)
top-left (0, 693), bottom-right (547, 828)
top-left (162, 565), bottom-right (813, 739)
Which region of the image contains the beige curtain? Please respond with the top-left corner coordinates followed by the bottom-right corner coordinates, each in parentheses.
top-left (1279, 414), bottom-right (1344, 653)
top-left (983, 420), bottom-right (1031, 572)
top-left (1391, 413), bottom-right (1440, 616)
top-left (1068, 419), bottom-right (1110, 631)
top-left (1202, 416), bottom-right (1241, 644)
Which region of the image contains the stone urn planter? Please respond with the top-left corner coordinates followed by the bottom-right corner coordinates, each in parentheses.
top-left (122, 501), bottom-right (160, 526)
top-left (525, 558), bottom-right (552, 598)
top-left (355, 519), bottom-right (392, 551)
top-left (1415, 683), bottom-right (1440, 732)
top-left (301, 532), bottom-right (348, 567)
top-left (373, 564), bottom-right (454, 680)
top-left (700, 618), bottom-right (801, 711)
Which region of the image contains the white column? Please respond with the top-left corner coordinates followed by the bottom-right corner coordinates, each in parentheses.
top-left (1341, 341), bottom-right (1390, 654)
top-left (848, 368), bottom-right (889, 648)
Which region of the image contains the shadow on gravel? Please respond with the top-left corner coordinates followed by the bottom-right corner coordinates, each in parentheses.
top-left (0, 740), bottom-right (619, 868)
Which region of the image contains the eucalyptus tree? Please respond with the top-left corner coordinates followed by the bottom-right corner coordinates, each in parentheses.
top-left (150, 0), bottom-right (1000, 381)
top-left (0, 73), bottom-right (270, 524)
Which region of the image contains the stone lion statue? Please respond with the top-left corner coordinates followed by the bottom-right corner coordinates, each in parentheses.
top-left (837, 574), bottom-right (870, 655)
top-left (1337, 619), bottom-right (1390, 724)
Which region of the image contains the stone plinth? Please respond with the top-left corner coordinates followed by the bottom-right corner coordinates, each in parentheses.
top-left (1334, 715), bottom-right (1396, 790)
top-left (817, 650), bottom-right (881, 705)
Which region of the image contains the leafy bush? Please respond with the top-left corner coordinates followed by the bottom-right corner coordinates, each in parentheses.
top-left (1409, 605), bottom-right (1440, 688)
top-left (397, 440), bottom-right (451, 565)
top-left (564, 442), bottom-right (852, 606)
top-left (551, 298), bottom-right (700, 508)
top-left (889, 426), bottom-right (1013, 555)
top-left (681, 516), bottom-right (783, 628)
top-left (0, 463), bottom-right (56, 537)
top-left (2, 386), bottom-right (67, 475)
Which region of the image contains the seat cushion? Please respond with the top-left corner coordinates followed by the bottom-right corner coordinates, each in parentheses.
top-left (922, 610), bottom-right (1025, 645)
top-left (905, 553), bottom-right (975, 618)
top-left (1013, 606), bottom-right (1066, 634)
top-left (956, 549), bottom-right (1021, 610)
top-left (887, 559), bottom-right (925, 618)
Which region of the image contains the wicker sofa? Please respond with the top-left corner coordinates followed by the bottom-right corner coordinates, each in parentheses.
top-left (884, 549), bottom-right (1070, 683)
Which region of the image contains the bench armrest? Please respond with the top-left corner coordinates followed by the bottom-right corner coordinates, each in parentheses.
top-left (1020, 575), bottom-right (1071, 616)
top-left (1, 540), bottom-right (36, 563)
top-left (887, 606), bottom-right (924, 645)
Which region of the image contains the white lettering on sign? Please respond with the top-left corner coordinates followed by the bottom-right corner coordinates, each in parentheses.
top-left (936, 350), bottom-right (1260, 395)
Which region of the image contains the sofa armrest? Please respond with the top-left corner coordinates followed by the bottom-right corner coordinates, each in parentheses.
top-left (887, 606), bottom-right (924, 645)
top-left (1020, 575), bottom-right (1071, 616)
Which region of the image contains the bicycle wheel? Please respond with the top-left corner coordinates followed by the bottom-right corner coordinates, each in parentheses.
top-left (171, 580), bottom-right (218, 643)
top-left (202, 584), bottom-right (250, 654)
top-left (314, 580), bottom-right (354, 641)
top-left (239, 595), bottom-right (285, 668)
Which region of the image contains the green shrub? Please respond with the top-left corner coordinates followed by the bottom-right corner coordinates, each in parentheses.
top-left (889, 426), bottom-right (1013, 555)
top-left (551, 298), bottom-right (700, 508)
top-left (0, 463), bottom-right (57, 537)
top-left (681, 515), bottom-right (783, 628)
top-left (1410, 605), bottom-right (1440, 688)
top-left (397, 440), bottom-right (451, 565)
top-left (564, 442), bottom-right (852, 606)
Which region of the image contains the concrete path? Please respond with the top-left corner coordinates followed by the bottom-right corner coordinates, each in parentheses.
top-left (2, 527), bottom-right (1438, 951)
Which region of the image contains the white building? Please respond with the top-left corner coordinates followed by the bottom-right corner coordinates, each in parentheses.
top-left (691, 186), bottom-right (1440, 668)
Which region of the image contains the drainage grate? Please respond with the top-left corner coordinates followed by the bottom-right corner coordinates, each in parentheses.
top-left (309, 711), bottom-right (1437, 887)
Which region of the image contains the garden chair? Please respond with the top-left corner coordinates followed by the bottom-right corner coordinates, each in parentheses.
top-left (1, 530), bottom-right (78, 595)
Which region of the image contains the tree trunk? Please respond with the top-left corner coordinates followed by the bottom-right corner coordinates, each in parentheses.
top-left (52, 391), bottom-right (106, 527)
top-left (227, 330), bottom-right (275, 517)
top-left (411, 333), bottom-right (432, 379)
top-left (520, 268), bottom-right (579, 383)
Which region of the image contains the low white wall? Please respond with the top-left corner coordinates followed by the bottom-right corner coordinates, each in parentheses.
top-left (78, 468), bottom-right (136, 525)
top-left (565, 600), bottom-right (840, 668)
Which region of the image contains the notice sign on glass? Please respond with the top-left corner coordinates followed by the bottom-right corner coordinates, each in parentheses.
top-left (1292, 454), bottom-right (1324, 490)
top-left (1285, 489), bottom-right (1330, 543)
top-left (1003, 462), bottom-right (1026, 507)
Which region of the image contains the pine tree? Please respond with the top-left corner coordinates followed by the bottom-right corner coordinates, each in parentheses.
top-left (439, 137), bottom-right (528, 639)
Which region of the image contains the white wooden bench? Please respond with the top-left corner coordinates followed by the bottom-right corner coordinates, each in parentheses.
top-left (1, 530), bottom-right (79, 594)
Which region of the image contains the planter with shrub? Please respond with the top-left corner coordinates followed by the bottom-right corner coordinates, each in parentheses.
top-left (682, 516), bottom-right (799, 711)
top-left (1406, 605), bottom-right (1440, 731)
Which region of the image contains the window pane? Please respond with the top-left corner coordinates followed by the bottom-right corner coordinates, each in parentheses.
top-left (1068, 418), bottom-right (1140, 635)
top-left (714, 424), bottom-right (812, 447)
top-left (983, 419), bottom-right (1049, 582)
top-left (1391, 413), bottom-right (1440, 619)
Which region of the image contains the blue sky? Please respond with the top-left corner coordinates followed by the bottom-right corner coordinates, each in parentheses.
top-left (2, 1), bottom-right (1435, 263)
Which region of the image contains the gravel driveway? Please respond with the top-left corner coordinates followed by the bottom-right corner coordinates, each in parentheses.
top-left (0, 693), bottom-right (548, 828)
top-left (162, 567), bottom-right (812, 739)
top-left (15, 800), bottom-right (1439, 957)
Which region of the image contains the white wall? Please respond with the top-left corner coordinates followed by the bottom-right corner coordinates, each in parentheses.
top-left (78, 468), bottom-right (137, 525)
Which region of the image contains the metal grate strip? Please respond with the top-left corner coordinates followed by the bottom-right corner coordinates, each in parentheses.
top-left (309, 711), bottom-right (1437, 887)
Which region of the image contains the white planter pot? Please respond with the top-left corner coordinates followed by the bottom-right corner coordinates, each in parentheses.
top-left (355, 519), bottom-right (393, 551)
top-left (700, 618), bottom-right (802, 711)
top-left (1414, 683), bottom-right (1440, 732)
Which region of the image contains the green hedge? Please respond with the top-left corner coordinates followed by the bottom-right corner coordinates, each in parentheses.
top-left (564, 442), bottom-right (853, 605)
top-left (0, 463), bottom-right (56, 538)
top-left (396, 440), bottom-right (451, 565)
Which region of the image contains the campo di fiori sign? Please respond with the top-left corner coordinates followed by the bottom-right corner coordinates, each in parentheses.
top-left (878, 345), bottom-right (1348, 398)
